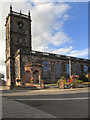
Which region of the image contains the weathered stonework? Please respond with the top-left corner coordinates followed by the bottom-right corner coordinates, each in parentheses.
top-left (5, 6), bottom-right (90, 86)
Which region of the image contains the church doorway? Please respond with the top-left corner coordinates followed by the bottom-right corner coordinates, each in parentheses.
top-left (33, 70), bottom-right (39, 84)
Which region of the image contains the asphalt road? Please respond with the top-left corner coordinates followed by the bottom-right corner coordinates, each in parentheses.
top-left (3, 92), bottom-right (89, 118)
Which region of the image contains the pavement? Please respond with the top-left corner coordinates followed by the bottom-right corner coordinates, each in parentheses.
top-left (2, 97), bottom-right (56, 118)
top-left (1, 88), bottom-right (89, 119)
top-left (1, 87), bottom-right (89, 96)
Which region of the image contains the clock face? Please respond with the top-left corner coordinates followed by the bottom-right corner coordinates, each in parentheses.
top-left (18, 21), bottom-right (23, 31)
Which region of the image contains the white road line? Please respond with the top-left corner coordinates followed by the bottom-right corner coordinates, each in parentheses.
top-left (13, 97), bottom-right (89, 101)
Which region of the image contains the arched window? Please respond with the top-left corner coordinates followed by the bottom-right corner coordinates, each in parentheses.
top-left (25, 70), bottom-right (31, 83)
top-left (84, 65), bottom-right (88, 74)
top-left (67, 63), bottom-right (69, 74)
top-left (43, 61), bottom-right (49, 79)
top-left (80, 65), bottom-right (84, 73)
top-left (76, 64), bottom-right (80, 75)
top-left (55, 62), bottom-right (61, 79)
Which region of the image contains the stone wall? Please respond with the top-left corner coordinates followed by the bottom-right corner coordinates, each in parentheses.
top-left (15, 50), bottom-right (89, 84)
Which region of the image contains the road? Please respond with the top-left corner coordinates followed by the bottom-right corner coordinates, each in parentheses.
top-left (2, 91), bottom-right (89, 118)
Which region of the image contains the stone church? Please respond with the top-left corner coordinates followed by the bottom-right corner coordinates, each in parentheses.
top-left (5, 6), bottom-right (89, 86)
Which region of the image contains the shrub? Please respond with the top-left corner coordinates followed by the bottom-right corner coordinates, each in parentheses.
top-left (86, 74), bottom-right (90, 81)
top-left (64, 80), bottom-right (66, 84)
top-left (76, 80), bottom-right (83, 84)
top-left (82, 82), bottom-right (90, 84)
top-left (79, 74), bottom-right (88, 82)
top-left (57, 79), bottom-right (60, 83)
top-left (57, 76), bottom-right (66, 85)
top-left (61, 76), bottom-right (65, 80)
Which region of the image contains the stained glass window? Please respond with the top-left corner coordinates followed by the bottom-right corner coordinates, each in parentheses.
top-left (43, 61), bottom-right (49, 79)
top-left (67, 64), bottom-right (69, 74)
top-left (55, 62), bottom-right (61, 79)
top-left (81, 65), bottom-right (84, 73)
top-left (76, 64), bottom-right (80, 75)
top-left (84, 65), bottom-right (88, 74)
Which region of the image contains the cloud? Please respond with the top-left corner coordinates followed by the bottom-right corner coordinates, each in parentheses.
top-left (51, 32), bottom-right (71, 46)
top-left (70, 50), bottom-right (77, 54)
top-left (37, 45), bottom-right (88, 59)
top-left (50, 46), bottom-right (73, 54)
top-left (69, 48), bottom-right (88, 58)
top-left (63, 14), bottom-right (70, 20)
top-left (31, 3), bottom-right (71, 50)
top-left (0, 0), bottom-right (26, 2)
top-left (36, 46), bottom-right (88, 59)
top-left (0, 0), bottom-right (89, 2)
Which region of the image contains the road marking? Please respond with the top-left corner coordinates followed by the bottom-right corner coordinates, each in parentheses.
top-left (13, 97), bottom-right (89, 101)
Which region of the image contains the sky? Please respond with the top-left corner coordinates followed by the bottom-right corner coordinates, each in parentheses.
top-left (0, 1), bottom-right (88, 79)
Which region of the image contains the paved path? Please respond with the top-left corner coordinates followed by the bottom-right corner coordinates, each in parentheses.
top-left (2, 97), bottom-right (56, 118)
top-left (2, 88), bottom-right (88, 96)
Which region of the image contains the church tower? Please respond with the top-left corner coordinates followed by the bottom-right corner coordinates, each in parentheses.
top-left (5, 5), bottom-right (32, 86)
